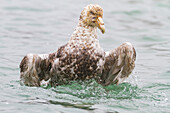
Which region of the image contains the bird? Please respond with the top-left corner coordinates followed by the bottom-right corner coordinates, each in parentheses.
top-left (19, 4), bottom-right (136, 87)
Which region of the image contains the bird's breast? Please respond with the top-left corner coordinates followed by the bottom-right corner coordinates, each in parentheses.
top-left (55, 42), bottom-right (105, 81)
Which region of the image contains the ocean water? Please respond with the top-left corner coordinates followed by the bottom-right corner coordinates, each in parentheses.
top-left (0, 0), bottom-right (170, 113)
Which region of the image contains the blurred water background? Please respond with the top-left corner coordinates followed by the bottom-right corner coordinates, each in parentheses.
top-left (0, 0), bottom-right (170, 113)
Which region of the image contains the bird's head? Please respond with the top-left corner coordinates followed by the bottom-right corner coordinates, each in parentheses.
top-left (80, 4), bottom-right (105, 34)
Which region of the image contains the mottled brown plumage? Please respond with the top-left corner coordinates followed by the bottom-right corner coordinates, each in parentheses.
top-left (20, 4), bottom-right (136, 87)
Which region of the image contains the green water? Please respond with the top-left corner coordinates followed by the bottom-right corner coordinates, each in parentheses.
top-left (0, 0), bottom-right (170, 113)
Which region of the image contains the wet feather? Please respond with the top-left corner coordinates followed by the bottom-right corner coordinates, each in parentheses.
top-left (20, 4), bottom-right (136, 87)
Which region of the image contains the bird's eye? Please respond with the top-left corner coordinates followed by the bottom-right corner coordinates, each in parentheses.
top-left (92, 17), bottom-right (96, 19)
top-left (90, 11), bottom-right (95, 15)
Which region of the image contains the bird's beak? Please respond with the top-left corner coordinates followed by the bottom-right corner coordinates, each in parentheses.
top-left (97, 17), bottom-right (105, 34)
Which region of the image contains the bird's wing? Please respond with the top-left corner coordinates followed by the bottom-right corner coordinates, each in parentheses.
top-left (20, 53), bottom-right (53, 86)
top-left (100, 42), bottom-right (136, 86)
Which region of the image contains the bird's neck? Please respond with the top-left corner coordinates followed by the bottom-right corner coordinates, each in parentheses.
top-left (70, 20), bottom-right (98, 41)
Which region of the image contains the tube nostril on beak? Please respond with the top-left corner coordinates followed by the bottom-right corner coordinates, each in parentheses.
top-left (97, 17), bottom-right (105, 34)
